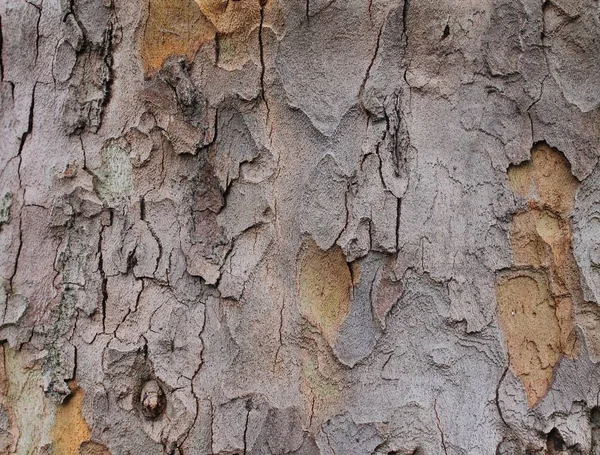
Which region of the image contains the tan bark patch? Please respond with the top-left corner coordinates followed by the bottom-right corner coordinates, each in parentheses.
top-left (52, 382), bottom-right (92, 455)
top-left (298, 240), bottom-right (352, 347)
top-left (140, 0), bottom-right (283, 75)
top-left (140, 0), bottom-right (216, 76)
top-left (496, 271), bottom-right (565, 405)
top-left (497, 144), bottom-right (581, 407)
top-left (196, 0), bottom-right (262, 35)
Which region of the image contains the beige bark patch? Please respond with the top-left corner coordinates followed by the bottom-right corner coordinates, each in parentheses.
top-left (299, 340), bottom-right (343, 432)
top-left (52, 382), bottom-right (92, 455)
top-left (4, 347), bottom-right (54, 455)
top-left (298, 240), bottom-right (352, 347)
top-left (497, 144), bottom-right (581, 407)
top-left (140, 0), bottom-right (216, 76)
top-left (197, 0), bottom-right (262, 35)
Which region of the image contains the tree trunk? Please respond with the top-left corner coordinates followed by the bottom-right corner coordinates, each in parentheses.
top-left (1, 0), bottom-right (600, 453)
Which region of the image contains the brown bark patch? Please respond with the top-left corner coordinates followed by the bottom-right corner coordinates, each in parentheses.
top-left (197, 0), bottom-right (284, 70)
top-left (140, 0), bottom-right (216, 76)
top-left (52, 382), bottom-right (92, 455)
top-left (496, 144), bottom-right (581, 407)
top-left (298, 240), bottom-right (352, 347)
top-left (80, 441), bottom-right (112, 455)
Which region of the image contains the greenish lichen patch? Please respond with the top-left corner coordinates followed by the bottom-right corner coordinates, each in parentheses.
top-left (0, 191), bottom-right (13, 225)
top-left (93, 142), bottom-right (133, 206)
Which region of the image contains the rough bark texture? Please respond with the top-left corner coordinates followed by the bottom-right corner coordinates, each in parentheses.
top-left (1, 0), bottom-right (600, 454)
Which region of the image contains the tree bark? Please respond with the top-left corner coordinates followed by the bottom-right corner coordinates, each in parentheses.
top-left (1, 0), bottom-right (600, 454)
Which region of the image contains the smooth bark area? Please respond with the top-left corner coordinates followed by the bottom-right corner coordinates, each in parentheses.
top-left (1, 0), bottom-right (600, 454)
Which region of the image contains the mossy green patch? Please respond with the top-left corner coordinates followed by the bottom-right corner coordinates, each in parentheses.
top-left (93, 142), bottom-right (133, 206)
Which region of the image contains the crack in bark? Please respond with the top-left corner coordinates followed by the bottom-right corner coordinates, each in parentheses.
top-left (333, 182), bottom-right (350, 247)
top-left (242, 400), bottom-right (250, 455)
top-left (395, 196), bottom-right (401, 251)
top-left (526, 3), bottom-right (552, 144)
top-left (402, 0), bottom-right (410, 46)
top-left (274, 296), bottom-right (285, 368)
top-left (433, 399), bottom-right (449, 455)
top-left (495, 356), bottom-right (510, 429)
top-left (9, 83), bottom-right (37, 293)
top-left (28, 0), bottom-right (42, 67)
top-left (258, 3), bottom-right (269, 119)
top-left (177, 333), bottom-right (204, 451)
top-left (0, 12), bottom-right (3, 82)
top-left (305, 0), bottom-right (310, 23)
top-left (359, 23), bottom-right (383, 101)
top-left (98, 220), bottom-right (108, 333)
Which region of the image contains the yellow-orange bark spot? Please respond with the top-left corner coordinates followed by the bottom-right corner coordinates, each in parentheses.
top-left (497, 144), bottom-right (581, 407)
top-left (298, 240), bottom-right (352, 347)
top-left (52, 382), bottom-right (92, 455)
top-left (141, 0), bottom-right (216, 75)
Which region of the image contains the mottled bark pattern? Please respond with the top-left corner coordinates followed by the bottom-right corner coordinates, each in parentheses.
top-left (0, 0), bottom-right (600, 454)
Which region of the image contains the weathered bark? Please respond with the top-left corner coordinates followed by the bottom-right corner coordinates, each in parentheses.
top-left (1, 0), bottom-right (600, 453)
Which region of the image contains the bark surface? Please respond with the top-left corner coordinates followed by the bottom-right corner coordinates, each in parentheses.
top-left (1, 0), bottom-right (600, 454)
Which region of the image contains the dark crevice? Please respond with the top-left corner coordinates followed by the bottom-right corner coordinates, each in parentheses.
top-left (98, 220), bottom-right (108, 333)
top-left (441, 23), bottom-right (450, 40)
top-left (140, 196), bottom-right (146, 221)
top-left (258, 3), bottom-right (269, 118)
top-left (99, 21), bottom-right (115, 125)
top-left (359, 23), bottom-right (384, 99)
top-left (242, 400), bottom-right (251, 455)
top-left (0, 12), bottom-right (4, 81)
top-left (32, 0), bottom-right (42, 67)
top-left (495, 357), bottom-right (510, 428)
top-left (305, 0), bottom-right (310, 23)
top-left (546, 428), bottom-right (566, 455)
top-left (395, 196), bottom-right (401, 251)
top-left (402, 0), bottom-right (411, 44)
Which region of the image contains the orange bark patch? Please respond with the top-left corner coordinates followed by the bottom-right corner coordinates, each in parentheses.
top-left (298, 240), bottom-right (352, 347)
top-left (140, 0), bottom-right (216, 75)
top-left (52, 382), bottom-right (92, 455)
top-left (497, 144), bottom-right (581, 407)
